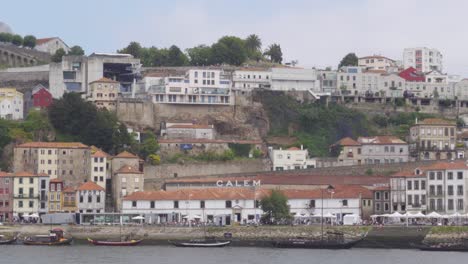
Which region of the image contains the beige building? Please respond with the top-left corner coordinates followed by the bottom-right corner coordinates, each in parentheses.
top-left (13, 142), bottom-right (91, 185)
top-left (48, 178), bottom-right (64, 213)
top-left (335, 137), bottom-right (363, 166)
top-left (87, 77), bottom-right (119, 110)
top-left (409, 118), bottom-right (457, 160)
top-left (358, 55), bottom-right (396, 71)
top-left (111, 151), bottom-right (141, 174)
top-left (12, 171), bottom-right (49, 219)
top-left (112, 165), bottom-right (144, 211)
top-left (0, 88), bottom-right (24, 120)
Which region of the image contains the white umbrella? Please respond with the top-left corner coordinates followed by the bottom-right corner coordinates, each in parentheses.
top-left (410, 212), bottom-right (426, 218)
top-left (29, 213), bottom-right (39, 218)
top-left (132, 216), bottom-right (145, 220)
top-left (388, 212), bottom-right (403, 218)
top-left (450, 212), bottom-right (462, 218)
top-left (323, 212), bottom-right (336, 218)
top-left (427, 212), bottom-right (442, 218)
top-left (182, 215), bottom-right (189, 219)
top-left (193, 215), bottom-right (201, 219)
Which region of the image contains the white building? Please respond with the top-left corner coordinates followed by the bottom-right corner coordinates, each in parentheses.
top-left (122, 186), bottom-right (372, 224)
top-left (317, 70), bottom-right (337, 94)
top-left (358, 55), bottom-right (396, 71)
top-left (403, 47), bottom-right (443, 73)
top-left (34, 37), bottom-right (70, 55)
top-left (268, 146), bottom-right (316, 171)
top-left (270, 68), bottom-right (320, 92)
top-left (358, 136), bottom-right (410, 164)
top-left (390, 169), bottom-right (427, 213)
top-left (0, 88), bottom-right (23, 120)
top-left (148, 69), bottom-right (232, 105)
top-left (76, 181), bottom-right (106, 213)
top-left (232, 68), bottom-right (271, 91)
top-left (161, 121), bottom-right (215, 140)
top-left (90, 147), bottom-right (110, 189)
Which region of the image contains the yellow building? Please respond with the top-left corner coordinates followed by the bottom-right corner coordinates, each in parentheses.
top-left (0, 88), bottom-right (23, 120)
top-left (409, 118), bottom-right (457, 160)
top-left (87, 77), bottom-right (119, 110)
top-left (48, 179), bottom-right (64, 213)
top-left (62, 186), bottom-right (77, 213)
top-left (12, 172), bottom-right (49, 219)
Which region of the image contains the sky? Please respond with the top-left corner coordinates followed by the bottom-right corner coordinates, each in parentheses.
top-left (2, 0), bottom-right (468, 76)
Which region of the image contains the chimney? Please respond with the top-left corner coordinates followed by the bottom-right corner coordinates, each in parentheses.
top-left (301, 145), bottom-right (304, 150)
top-left (415, 117), bottom-right (418, 124)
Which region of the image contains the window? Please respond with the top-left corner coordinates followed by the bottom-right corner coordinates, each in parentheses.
top-left (421, 180), bottom-right (426, 190)
top-left (342, 200), bottom-right (348, 206)
top-left (414, 195), bottom-right (420, 206)
top-left (407, 195), bottom-right (412, 205)
top-left (414, 181), bottom-right (419, 190)
top-left (407, 181), bottom-right (412, 190)
top-left (421, 195), bottom-right (426, 205)
top-left (437, 172), bottom-right (442, 180)
top-left (309, 200), bottom-right (316, 208)
top-left (448, 172), bottom-right (453, 180)
top-left (96, 195), bottom-right (101, 203)
top-left (88, 195), bottom-right (92, 203)
top-left (384, 192), bottom-right (389, 200)
top-left (437, 199), bottom-right (443, 211)
top-left (79, 195), bottom-right (84, 203)
top-left (173, 201), bottom-right (179, 208)
top-left (458, 172), bottom-right (463, 180)
top-left (150, 201), bottom-right (155, 208)
top-left (200, 201), bottom-right (205, 209)
top-left (429, 185), bottom-right (435, 195)
top-left (19, 178), bottom-right (23, 184)
top-left (448, 185), bottom-right (454, 195)
top-left (458, 199), bottom-right (464, 210)
top-left (457, 185), bottom-right (463, 196)
top-left (18, 201), bottom-right (23, 208)
top-left (375, 192), bottom-right (381, 200)
top-left (437, 185), bottom-right (443, 195)
top-left (29, 178), bottom-right (34, 184)
top-left (29, 201), bottom-right (34, 208)
top-left (225, 200), bottom-right (232, 208)
top-left (429, 172), bottom-right (435, 180)
top-left (448, 199), bottom-right (454, 210)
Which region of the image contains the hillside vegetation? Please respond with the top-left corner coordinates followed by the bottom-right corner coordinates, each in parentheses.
top-left (256, 91), bottom-right (438, 157)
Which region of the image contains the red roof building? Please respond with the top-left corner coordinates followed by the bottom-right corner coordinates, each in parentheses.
top-left (398, 67), bottom-right (425, 82)
top-left (32, 86), bottom-right (52, 108)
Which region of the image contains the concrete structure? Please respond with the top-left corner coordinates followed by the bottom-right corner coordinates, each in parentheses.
top-left (409, 118), bottom-right (457, 160)
top-left (48, 179), bottom-right (64, 213)
top-left (158, 139), bottom-right (262, 156)
top-left (34, 37), bottom-right (70, 55)
top-left (0, 88), bottom-right (23, 120)
top-left (148, 69), bottom-right (233, 105)
top-left (13, 142), bottom-right (91, 185)
top-left (0, 172), bottom-right (13, 222)
top-left (76, 181), bottom-right (105, 213)
top-left (160, 121), bottom-right (215, 140)
top-left (268, 146), bottom-right (316, 171)
top-left (232, 68), bottom-right (271, 91)
top-left (87, 77), bottom-right (120, 110)
top-left (49, 53), bottom-right (140, 98)
top-left (12, 172), bottom-right (49, 219)
top-left (122, 185), bottom-right (372, 224)
top-left (358, 55), bottom-right (396, 71)
top-left (317, 70), bottom-right (337, 94)
top-left (0, 43), bottom-right (50, 67)
top-left (113, 165), bottom-right (144, 211)
top-left (270, 68), bottom-right (320, 92)
top-left (403, 47), bottom-right (443, 73)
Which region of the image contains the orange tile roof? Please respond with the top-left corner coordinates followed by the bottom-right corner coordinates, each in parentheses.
top-left (357, 136), bottom-right (407, 145)
top-left (335, 137), bottom-right (361, 146)
top-left (416, 118), bottom-right (456, 126)
top-left (77, 181), bottom-right (105, 191)
top-left (90, 146), bottom-right (110, 158)
top-left (89, 77), bottom-right (119, 84)
top-left (359, 55), bottom-right (394, 61)
top-left (50, 178), bottom-right (63, 183)
top-left (159, 139), bottom-right (262, 144)
top-left (391, 169), bottom-right (425, 178)
top-left (17, 142), bottom-right (89, 149)
top-left (114, 151), bottom-right (139, 159)
top-left (35, 37), bottom-right (57, 45)
top-left (11, 171), bottom-right (48, 177)
top-left (422, 160), bottom-right (468, 171)
top-left (115, 165), bottom-right (142, 174)
top-left (287, 147), bottom-right (301, 151)
top-left (167, 124), bottom-right (213, 129)
top-left (63, 186), bottom-right (76, 192)
top-left (0, 171), bottom-right (10, 177)
top-left (124, 185), bottom-right (372, 201)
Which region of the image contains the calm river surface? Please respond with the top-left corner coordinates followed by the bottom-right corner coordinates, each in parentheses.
top-left (1, 246), bottom-right (467, 264)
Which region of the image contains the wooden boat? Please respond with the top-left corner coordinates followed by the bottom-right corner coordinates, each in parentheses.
top-left (170, 239), bottom-right (231, 248)
top-left (87, 238), bottom-right (143, 246)
top-left (0, 235), bottom-right (17, 245)
top-left (412, 242), bottom-right (468, 252)
top-left (23, 228), bottom-right (73, 246)
top-left (272, 237), bottom-right (362, 249)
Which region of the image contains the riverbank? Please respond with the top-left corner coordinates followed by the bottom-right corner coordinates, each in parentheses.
top-left (0, 224), bottom-right (460, 248)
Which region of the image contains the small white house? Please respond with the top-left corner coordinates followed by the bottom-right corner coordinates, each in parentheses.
top-left (76, 181), bottom-right (106, 213)
top-left (268, 145), bottom-right (316, 171)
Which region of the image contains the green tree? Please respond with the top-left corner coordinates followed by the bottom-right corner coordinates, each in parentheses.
top-left (69, 45), bottom-right (85, 56)
top-left (152, 48), bottom-right (169, 66)
top-left (140, 46), bottom-right (158, 67)
top-left (260, 190), bottom-right (291, 224)
top-left (118, 41), bottom-right (143, 58)
top-left (245, 34), bottom-right (262, 52)
top-left (51, 48), bottom-right (66, 63)
top-left (187, 45), bottom-right (212, 66)
top-left (167, 45), bottom-right (189, 66)
top-left (139, 132), bottom-right (160, 160)
top-left (264, 43), bottom-right (283, 64)
top-left (338, 53), bottom-right (358, 68)
top-left (221, 149), bottom-right (235, 161)
top-left (11, 34), bottom-right (23, 46)
top-left (0, 32), bottom-right (13, 43)
top-left (148, 154), bottom-right (161, 165)
top-left (22, 35), bottom-right (36, 48)
top-left (210, 36), bottom-right (247, 66)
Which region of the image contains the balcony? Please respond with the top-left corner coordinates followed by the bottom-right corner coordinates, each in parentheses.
top-left (428, 192), bottom-right (444, 197)
top-left (63, 202), bottom-right (76, 207)
top-left (14, 194), bottom-right (39, 199)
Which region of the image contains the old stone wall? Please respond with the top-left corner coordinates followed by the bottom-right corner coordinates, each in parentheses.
top-left (0, 71), bottom-right (48, 91)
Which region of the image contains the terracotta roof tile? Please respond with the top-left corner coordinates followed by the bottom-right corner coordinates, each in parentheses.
top-left (357, 136), bottom-right (407, 145)
top-left (391, 169), bottom-right (425, 178)
top-left (90, 146), bottom-right (110, 158)
top-left (63, 186), bottom-right (76, 192)
top-left (167, 124), bottom-right (213, 129)
top-left (77, 181), bottom-right (105, 191)
top-left (335, 137), bottom-right (361, 146)
top-left (89, 77), bottom-right (119, 84)
top-left (115, 165), bottom-right (142, 174)
top-left (422, 160), bottom-right (468, 171)
top-left (17, 142), bottom-right (89, 149)
top-left (11, 171), bottom-right (48, 177)
top-left (159, 139), bottom-right (262, 144)
top-left (359, 55), bottom-right (395, 61)
top-left (286, 147), bottom-right (301, 151)
top-left (50, 178), bottom-right (63, 183)
top-left (114, 151), bottom-right (139, 159)
top-left (35, 37), bottom-right (57, 45)
top-left (0, 171), bottom-right (10, 177)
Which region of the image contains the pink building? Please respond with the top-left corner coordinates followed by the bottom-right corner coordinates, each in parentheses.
top-left (0, 172), bottom-right (13, 222)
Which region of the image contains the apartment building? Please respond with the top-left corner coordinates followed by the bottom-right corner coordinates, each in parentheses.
top-left (87, 77), bottom-right (120, 110)
top-left (113, 165), bottom-right (144, 211)
top-left (0, 172), bottom-right (13, 222)
top-left (409, 118), bottom-right (457, 160)
top-left (12, 172), bottom-right (49, 219)
top-left (148, 69), bottom-right (232, 105)
top-left (268, 146), bottom-right (316, 171)
top-left (403, 47), bottom-right (443, 73)
top-left (0, 88), bottom-right (23, 120)
top-left (48, 178), bottom-right (63, 213)
top-left (62, 186), bottom-right (77, 213)
top-left (358, 55), bottom-right (396, 71)
top-left (270, 68), bottom-right (320, 92)
top-left (13, 142), bottom-right (91, 185)
top-left (90, 147), bottom-right (110, 189)
top-left (317, 70), bottom-right (337, 94)
top-left (76, 181), bottom-right (105, 213)
top-left (232, 68), bottom-right (271, 91)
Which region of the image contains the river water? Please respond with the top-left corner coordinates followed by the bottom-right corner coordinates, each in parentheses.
top-left (1, 246), bottom-right (467, 264)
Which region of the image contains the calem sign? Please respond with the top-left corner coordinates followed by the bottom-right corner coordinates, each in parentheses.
top-left (216, 179), bottom-right (261, 188)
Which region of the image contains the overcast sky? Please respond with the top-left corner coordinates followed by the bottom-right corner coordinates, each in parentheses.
top-left (2, 0), bottom-right (468, 76)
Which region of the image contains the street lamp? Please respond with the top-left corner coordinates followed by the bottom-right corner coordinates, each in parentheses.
top-left (321, 185), bottom-right (335, 242)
